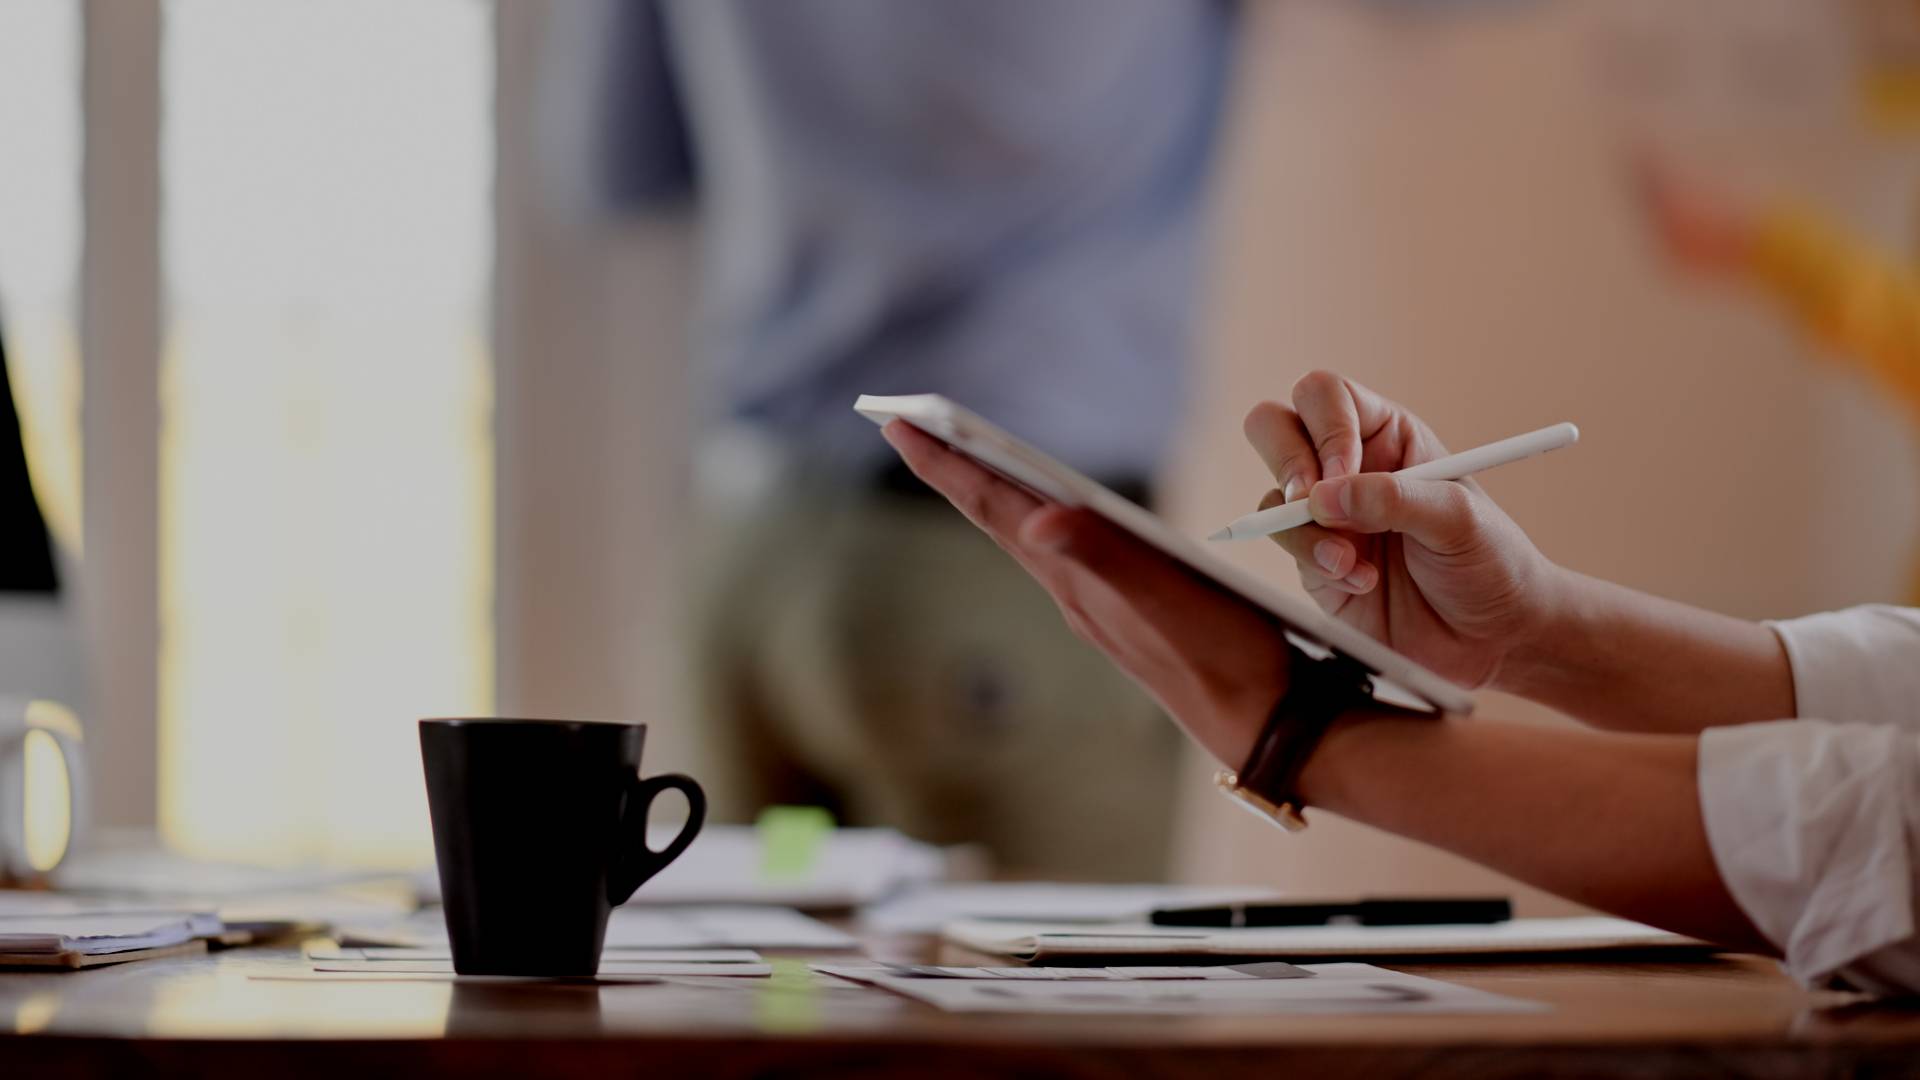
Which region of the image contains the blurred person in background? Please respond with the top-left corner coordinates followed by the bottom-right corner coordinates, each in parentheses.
top-left (0, 322), bottom-right (59, 595)
top-left (544, 0), bottom-right (1240, 878)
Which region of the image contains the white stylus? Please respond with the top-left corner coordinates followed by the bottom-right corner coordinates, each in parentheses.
top-left (1206, 421), bottom-right (1580, 542)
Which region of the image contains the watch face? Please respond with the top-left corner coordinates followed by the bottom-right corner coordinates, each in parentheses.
top-left (1213, 771), bottom-right (1309, 833)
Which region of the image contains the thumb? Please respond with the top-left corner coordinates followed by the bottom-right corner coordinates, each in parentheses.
top-left (1308, 473), bottom-right (1479, 554)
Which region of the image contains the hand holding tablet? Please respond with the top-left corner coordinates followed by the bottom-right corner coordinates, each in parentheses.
top-left (861, 375), bottom-right (1581, 727)
top-left (857, 392), bottom-right (1482, 717)
top-left (871, 411), bottom-right (1300, 771)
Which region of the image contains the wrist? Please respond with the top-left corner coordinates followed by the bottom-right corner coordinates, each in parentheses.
top-left (1294, 706), bottom-right (1448, 814)
top-left (1489, 561), bottom-right (1590, 699)
top-left (1222, 651), bottom-right (1375, 831)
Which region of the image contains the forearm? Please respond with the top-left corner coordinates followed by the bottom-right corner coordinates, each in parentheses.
top-left (1496, 568), bottom-right (1795, 734)
top-left (1298, 711), bottom-right (1772, 953)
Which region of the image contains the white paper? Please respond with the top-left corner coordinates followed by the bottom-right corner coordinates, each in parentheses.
top-left (858, 882), bottom-right (1279, 934)
top-left (849, 962), bottom-right (1545, 1015)
top-left (945, 915), bottom-right (1706, 962)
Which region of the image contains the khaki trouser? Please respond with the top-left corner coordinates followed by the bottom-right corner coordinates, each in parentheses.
top-left (684, 478), bottom-right (1178, 881)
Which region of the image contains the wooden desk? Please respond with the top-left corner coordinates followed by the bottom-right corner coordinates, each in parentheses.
top-left (3, 936), bottom-right (1917, 1077)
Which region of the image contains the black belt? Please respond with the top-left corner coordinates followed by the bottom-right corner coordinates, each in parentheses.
top-left (871, 459), bottom-right (1154, 509)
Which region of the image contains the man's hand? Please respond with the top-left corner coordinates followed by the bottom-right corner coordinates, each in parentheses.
top-left (882, 420), bottom-right (1291, 769)
top-left (1242, 371), bottom-right (1560, 690)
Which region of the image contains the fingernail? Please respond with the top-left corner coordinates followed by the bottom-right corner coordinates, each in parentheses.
top-left (1344, 563), bottom-right (1377, 592)
top-left (1311, 477), bottom-right (1350, 526)
top-left (1313, 540), bottom-right (1345, 575)
top-left (1323, 454), bottom-right (1347, 478)
top-left (1283, 476), bottom-right (1306, 503)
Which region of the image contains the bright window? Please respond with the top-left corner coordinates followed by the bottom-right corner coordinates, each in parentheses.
top-left (0, 0), bottom-right (83, 554)
top-left (159, 0), bottom-right (495, 866)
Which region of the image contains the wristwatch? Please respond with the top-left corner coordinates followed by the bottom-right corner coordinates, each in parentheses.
top-left (1214, 650), bottom-right (1376, 832)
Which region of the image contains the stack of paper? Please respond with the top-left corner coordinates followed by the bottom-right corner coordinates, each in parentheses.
top-left (0, 910), bottom-right (224, 968)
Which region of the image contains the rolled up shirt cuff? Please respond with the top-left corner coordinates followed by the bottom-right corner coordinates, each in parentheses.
top-left (1699, 719), bottom-right (1919, 990)
top-left (1766, 606), bottom-right (1920, 728)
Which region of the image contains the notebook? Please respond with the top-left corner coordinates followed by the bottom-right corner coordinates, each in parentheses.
top-left (944, 915), bottom-right (1714, 964)
top-left (0, 911), bottom-right (224, 969)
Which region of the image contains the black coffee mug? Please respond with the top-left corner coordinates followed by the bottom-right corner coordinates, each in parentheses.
top-left (419, 718), bottom-right (705, 976)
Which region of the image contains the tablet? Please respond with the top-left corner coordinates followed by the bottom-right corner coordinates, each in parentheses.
top-left (855, 393), bottom-right (1476, 716)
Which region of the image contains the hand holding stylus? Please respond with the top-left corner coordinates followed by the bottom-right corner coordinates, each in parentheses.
top-left (1238, 372), bottom-right (1571, 690)
top-left (1209, 423), bottom-right (1577, 541)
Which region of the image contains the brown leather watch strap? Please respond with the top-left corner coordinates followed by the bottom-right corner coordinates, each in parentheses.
top-left (1236, 650), bottom-right (1376, 825)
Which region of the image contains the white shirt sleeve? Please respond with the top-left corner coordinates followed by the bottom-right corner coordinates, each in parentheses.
top-left (1696, 605), bottom-right (1920, 994)
top-left (1765, 605), bottom-right (1920, 730)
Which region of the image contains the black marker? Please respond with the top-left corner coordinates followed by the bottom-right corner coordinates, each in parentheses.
top-left (1150, 897), bottom-right (1511, 929)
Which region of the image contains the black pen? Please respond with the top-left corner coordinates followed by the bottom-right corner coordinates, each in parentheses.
top-left (1149, 897), bottom-right (1511, 929)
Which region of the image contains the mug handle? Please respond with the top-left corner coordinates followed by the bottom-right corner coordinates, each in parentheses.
top-left (607, 772), bottom-right (706, 905)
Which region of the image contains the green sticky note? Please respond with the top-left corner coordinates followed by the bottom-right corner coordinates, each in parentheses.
top-left (758, 805), bottom-right (835, 880)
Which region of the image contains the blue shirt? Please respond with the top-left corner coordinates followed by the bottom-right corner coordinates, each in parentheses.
top-left (596, 0), bottom-right (1237, 476)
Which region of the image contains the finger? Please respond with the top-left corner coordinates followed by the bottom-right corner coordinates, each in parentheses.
top-left (1292, 551), bottom-right (1379, 595)
top-left (1288, 370), bottom-right (1366, 480)
top-left (1308, 473), bottom-right (1482, 555)
top-left (1058, 599), bottom-right (1128, 660)
top-left (1023, 506), bottom-right (1260, 634)
top-left (883, 420), bottom-right (1043, 544)
top-left (1291, 370), bottom-right (1443, 474)
top-left (1265, 513), bottom-right (1353, 576)
top-left (1242, 403), bottom-right (1319, 501)
top-left (1255, 490), bottom-right (1378, 590)
top-left (882, 420), bottom-right (1077, 591)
